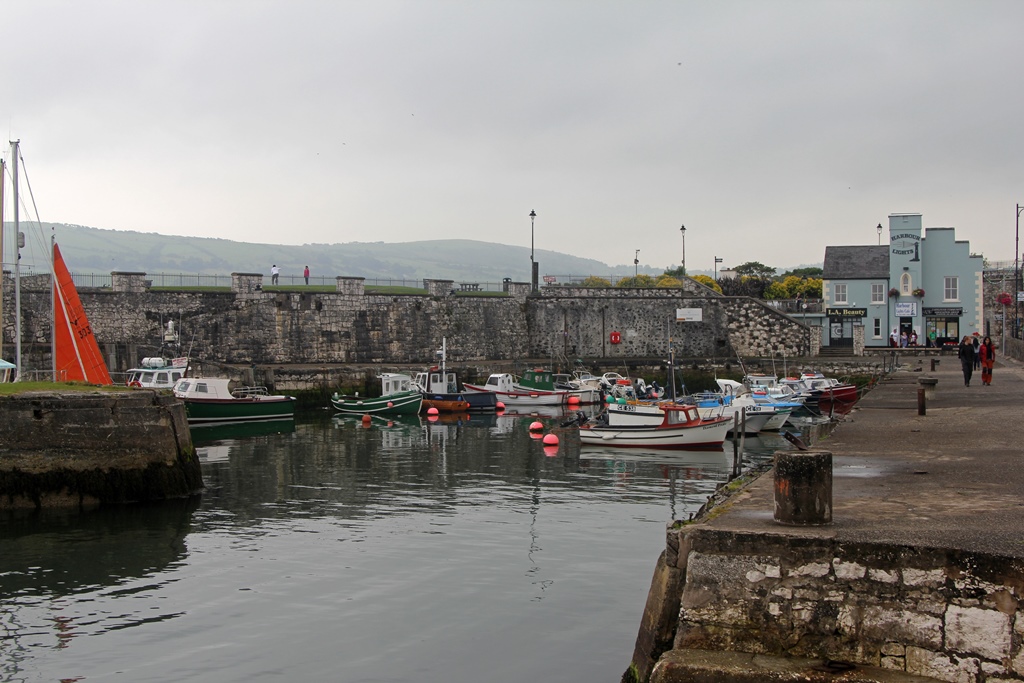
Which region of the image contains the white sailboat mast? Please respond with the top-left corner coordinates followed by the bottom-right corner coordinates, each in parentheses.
top-left (11, 140), bottom-right (22, 380)
top-left (0, 157), bottom-right (4, 365)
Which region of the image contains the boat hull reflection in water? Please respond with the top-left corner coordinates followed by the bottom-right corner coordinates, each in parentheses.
top-left (1, 406), bottom-right (789, 683)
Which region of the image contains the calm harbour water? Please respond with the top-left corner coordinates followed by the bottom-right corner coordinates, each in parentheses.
top-left (1, 407), bottom-right (796, 683)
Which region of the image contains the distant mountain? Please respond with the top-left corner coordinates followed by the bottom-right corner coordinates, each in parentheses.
top-left (5, 223), bottom-right (639, 283)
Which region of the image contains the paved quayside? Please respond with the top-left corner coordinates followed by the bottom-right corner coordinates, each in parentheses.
top-left (627, 354), bottom-right (1024, 683)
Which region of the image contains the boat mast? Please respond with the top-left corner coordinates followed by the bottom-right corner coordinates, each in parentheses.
top-left (0, 156), bottom-right (4, 364)
top-left (50, 231), bottom-right (56, 381)
top-left (11, 140), bottom-right (22, 381)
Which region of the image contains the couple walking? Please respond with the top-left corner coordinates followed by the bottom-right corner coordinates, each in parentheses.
top-left (959, 335), bottom-right (995, 386)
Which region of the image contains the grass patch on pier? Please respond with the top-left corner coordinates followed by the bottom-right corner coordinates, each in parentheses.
top-left (0, 381), bottom-right (128, 395)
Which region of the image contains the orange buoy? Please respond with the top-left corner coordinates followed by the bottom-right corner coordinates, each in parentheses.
top-left (542, 433), bottom-right (559, 445)
top-left (496, 401), bottom-right (505, 411)
top-left (361, 414), bottom-right (372, 425)
top-left (427, 407), bottom-right (439, 416)
top-left (567, 395), bottom-right (579, 405)
top-left (543, 445), bottom-right (559, 457)
top-left (529, 421), bottom-right (544, 432)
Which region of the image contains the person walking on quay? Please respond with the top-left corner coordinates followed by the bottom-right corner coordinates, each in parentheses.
top-left (972, 333), bottom-right (981, 371)
top-left (958, 335), bottom-right (976, 386)
top-left (304, 265), bottom-right (310, 285)
top-left (271, 264), bottom-right (280, 285)
top-left (890, 328), bottom-right (899, 347)
top-left (979, 335), bottom-right (996, 386)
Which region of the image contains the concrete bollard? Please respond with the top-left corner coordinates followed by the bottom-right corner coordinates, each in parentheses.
top-left (918, 376), bottom-right (938, 401)
top-left (918, 387), bottom-right (926, 416)
top-left (930, 358), bottom-right (939, 371)
top-left (773, 450), bottom-right (832, 526)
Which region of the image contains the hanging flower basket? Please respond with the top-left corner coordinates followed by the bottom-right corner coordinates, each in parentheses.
top-left (912, 288), bottom-right (925, 298)
top-left (888, 287), bottom-right (900, 298)
top-left (998, 292), bottom-right (1013, 306)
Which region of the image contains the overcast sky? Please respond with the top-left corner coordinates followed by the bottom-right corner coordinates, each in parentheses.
top-left (2, 0), bottom-right (1022, 274)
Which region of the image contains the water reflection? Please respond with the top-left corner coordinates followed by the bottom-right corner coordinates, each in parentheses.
top-left (0, 405), bottom-right (806, 683)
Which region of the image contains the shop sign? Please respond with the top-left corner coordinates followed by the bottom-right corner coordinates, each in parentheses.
top-left (825, 308), bottom-right (867, 318)
top-left (923, 307), bottom-right (962, 316)
top-left (894, 302), bottom-right (918, 317)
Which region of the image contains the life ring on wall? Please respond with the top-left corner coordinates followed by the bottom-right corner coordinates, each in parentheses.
top-left (609, 331), bottom-right (622, 345)
top-left (128, 381), bottom-right (143, 388)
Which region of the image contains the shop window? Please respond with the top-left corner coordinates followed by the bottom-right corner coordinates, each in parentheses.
top-left (873, 318), bottom-right (881, 337)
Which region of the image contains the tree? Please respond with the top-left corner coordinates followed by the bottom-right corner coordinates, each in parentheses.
top-left (580, 276), bottom-right (611, 287)
top-left (733, 261), bottom-right (777, 279)
top-left (655, 274), bottom-right (683, 288)
top-left (690, 274), bottom-right (722, 293)
top-left (779, 266), bottom-right (823, 279)
top-left (663, 265), bottom-right (686, 278)
top-left (717, 275), bottom-right (769, 298)
top-left (616, 274), bottom-right (656, 288)
top-left (763, 281), bottom-right (789, 299)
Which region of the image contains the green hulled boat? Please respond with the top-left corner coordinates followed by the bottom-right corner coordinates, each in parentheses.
top-left (331, 373), bottom-right (423, 416)
top-left (173, 377), bottom-right (296, 426)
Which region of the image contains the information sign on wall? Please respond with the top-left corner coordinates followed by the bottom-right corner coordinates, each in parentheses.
top-left (675, 308), bottom-right (703, 322)
top-left (894, 302), bottom-right (918, 317)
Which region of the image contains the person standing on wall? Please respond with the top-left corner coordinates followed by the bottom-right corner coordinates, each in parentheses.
top-left (304, 265), bottom-right (310, 285)
top-left (958, 335), bottom-right (975, 387)
top-left (271, 264), bottom-right (280, 285)
top-left (979, 335), bottom-right (996, 386)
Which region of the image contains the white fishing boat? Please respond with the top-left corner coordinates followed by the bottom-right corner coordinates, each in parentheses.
top-left (579, 403), bottom-right (731, 449)
top-left (462, 373), bottom-right (567, 406)
top-left (126, 357), bottom-right (190, 389)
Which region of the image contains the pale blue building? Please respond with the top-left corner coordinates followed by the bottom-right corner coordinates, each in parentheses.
top-left (822, 213), bottom-right (984, 349)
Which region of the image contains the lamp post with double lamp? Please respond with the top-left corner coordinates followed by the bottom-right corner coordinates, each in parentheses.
top-left (529, 210), bottom-right (537, 292)
top-left (877, 223), bottom-right (883, 245)
top-left (634, 250), bottom-right (640, 278)
top-left (680, 225), bottom-right (686, 273)
top-left (714, 256), bottom-right (723, 281)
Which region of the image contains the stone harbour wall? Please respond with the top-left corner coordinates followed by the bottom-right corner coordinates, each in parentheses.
top-left (0, 390), bottom-right (202, 509)
top-left (3, 276), bottom-right (812, 373)
top-left (660, 526), bottom-right (1024, 683)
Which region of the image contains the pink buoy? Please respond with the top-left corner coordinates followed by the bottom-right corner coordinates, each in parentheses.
top-left (361, 414), bottom-right (372, 425)
top-left (542, 433), bottom-right (559, 445)
top-left (427, 407), bottom-right (439, 416)
top-left (543, 445), bottom-right (559, 457)
top-left (387, 401), bottom-right (394, 408)
top-left (428, 415), bottom-right (438, 423)
top-left (567, 395), bottom-right (580, 405)
top-left (529, 421), bottom-right (544, 432)
top-left (530, 431), bottom-right (543, 440)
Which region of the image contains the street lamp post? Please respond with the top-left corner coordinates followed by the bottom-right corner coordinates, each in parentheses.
top-left (1016, 204), bottom-right (1023, 339)
top-left (634, 249), bottom-right (640, 278)
top-left (877, 223), bottom-right (883, 246)
top-left (529, 210), bottom-right (537, 292)
top-left (714, 256), bottom-right (723, 281)
top-left (680, 225), bottom-right (686, 273)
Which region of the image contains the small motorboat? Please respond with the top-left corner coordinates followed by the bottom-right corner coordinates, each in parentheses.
top-left (578, 403), bottom-right (731, 449)
top-left (331, 373), bottom-right (424, 416)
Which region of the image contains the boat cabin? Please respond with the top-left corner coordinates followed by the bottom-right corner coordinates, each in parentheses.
top-left (126, 357), bottom-right (189, 389)
top-left (380, 373), bottom-right (415, 396)
top-left (413, 369), bottom-right (459, 394)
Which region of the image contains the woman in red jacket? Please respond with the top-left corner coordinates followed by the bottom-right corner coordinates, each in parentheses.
top-left (979, 336), bottom-right (996, 386)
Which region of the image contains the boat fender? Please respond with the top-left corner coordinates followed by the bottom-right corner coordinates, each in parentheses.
top-left (609, 330), bottom-right (621, 344)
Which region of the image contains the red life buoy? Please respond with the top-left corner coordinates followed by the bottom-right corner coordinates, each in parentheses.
top-left (128, 381), bottom-right (143, 388)
top-left (610, 330), bottom-right (621, 344)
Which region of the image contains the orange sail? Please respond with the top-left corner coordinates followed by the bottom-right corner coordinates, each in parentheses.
top-left (52, 243), bottom-right (113, 384)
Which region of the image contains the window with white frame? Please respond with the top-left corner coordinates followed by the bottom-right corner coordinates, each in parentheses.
top-left (873, 318), bottom-right (881, 337)
top-left (944, 276), bottom-right (958, 301)
top-left (834, 283), bottom-right (847, 304)
top-left (871, 283), bottom-right (884, 304)
top-left (900, 273), bottom-right (912, 295)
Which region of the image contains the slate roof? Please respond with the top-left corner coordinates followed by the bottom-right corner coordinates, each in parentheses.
top-left (822, 245), bottom-right (889, 280)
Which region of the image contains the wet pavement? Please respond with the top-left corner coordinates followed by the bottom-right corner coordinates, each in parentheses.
top-left (705, 352), bottom-right (1024, 558)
